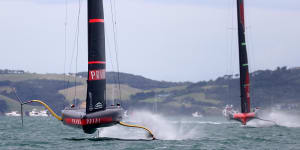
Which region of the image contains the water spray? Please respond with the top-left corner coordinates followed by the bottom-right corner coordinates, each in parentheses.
top-left (254, 117), bottom-right (278, 126)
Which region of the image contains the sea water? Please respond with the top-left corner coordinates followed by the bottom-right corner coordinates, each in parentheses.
top-left (0, 110), bottom-right (299, 150)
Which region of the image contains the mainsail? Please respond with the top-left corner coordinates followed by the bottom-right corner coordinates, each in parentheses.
top-left (237, 0), bottom-right (250, 113)
top-left (223, 0), bottom-right (258, 125)
top-left (20, 0), bottom-right (155, 139)
top-left (86, 0), bottom-right (106, 113)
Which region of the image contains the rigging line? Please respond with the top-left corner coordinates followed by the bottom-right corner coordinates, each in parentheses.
top-left (65, 0), bottom-right (81, 102)
top-left (12, 88), bottom-right (23, 104)
top-left (12, 88), bottom-right (24, 127)
top-left (229, 0), bottom-right (235, 77)
top-left (103, 1), bottom-right (118, 102)
top-left (109, 0), bottom-right (122, 101)
top-left (112, 0), bottom-right (122, 97)
top-left (226, 0), bottom-right (232, 101)
top-left (243, 0), bottom-right (255, 74)
top-left (243, 0), bottom-right (252, 73)
top-left (63, 0), bottom-right (69, 101)
top-left (104, 25), bottom-right (117, 104)
top-left (225, 0), bottom-right (233, 74)
top-left (227, 0), bottom-right (236, 102)
top-left (74, 0), bottom-right (82, 106)
top-left (243, 0), bottom-right (256, 99)
top-left (245, 15), bottom-right (257, 98)
top-left (106, 0), bottom-right (118, 104)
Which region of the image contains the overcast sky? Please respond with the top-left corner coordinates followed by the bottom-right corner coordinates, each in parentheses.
top-left (0, 0), bottom-right (299, 82)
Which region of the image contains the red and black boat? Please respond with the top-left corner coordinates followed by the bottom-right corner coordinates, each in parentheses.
top-left (61, 0), bottom-right (123, 134)
top-left (223, 0), bottom-right (258, 125)
top-left (22, 0), bottom-right (155, 139)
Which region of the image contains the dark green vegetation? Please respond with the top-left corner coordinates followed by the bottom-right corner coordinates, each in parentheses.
top-left (1, 67), bottom-right (300, 116)
top-left (126, 67), bottom-right (300, 115)
top-left (0, 72), bottom-right (78, 115)
top-left (77, 72), bottom-right (189, 90)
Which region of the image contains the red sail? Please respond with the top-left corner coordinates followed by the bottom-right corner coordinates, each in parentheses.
top-left (237, 0), bottom-right (251, 113)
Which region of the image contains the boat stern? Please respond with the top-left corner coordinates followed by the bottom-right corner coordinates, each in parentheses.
top-left (233, 112), bottom-right (256, 125)
top-left (62, 106), bottom-right (124, 134)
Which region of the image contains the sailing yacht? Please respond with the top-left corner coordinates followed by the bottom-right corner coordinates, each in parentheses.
top-left (61, 0), bottom-right (124, 134)
top-left (21, 0), bottom-right (154, 139)
top-left (223, 0), bottom-right (258, 125)
top-left (29, 109), bottom-right (48, 117)
top-left (5, 111), bottom-right (21, 117)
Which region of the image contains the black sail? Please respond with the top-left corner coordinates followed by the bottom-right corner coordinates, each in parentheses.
top-left (86, 0), bottom-right (106, 113)
top-left (237, 0), bottom-right (251, 113)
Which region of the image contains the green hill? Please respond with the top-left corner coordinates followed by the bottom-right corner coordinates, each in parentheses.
top-left (127, 67), bottom-right (300, 115)
top-left (77, 72), bottom-right (190, 90)
top-left (0, 71), bottom-right (188, 115)
top-left (1, 67), bottom-right (300, 116)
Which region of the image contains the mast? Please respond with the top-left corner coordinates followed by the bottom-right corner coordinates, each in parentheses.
top-left (237, 0), bottom-right (250, 113)
top-left (86, 0), bottom-right (106, 113)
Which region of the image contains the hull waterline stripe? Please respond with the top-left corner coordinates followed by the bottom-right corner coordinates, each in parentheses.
top-left (64, 117), bottom-right (113, 126)
top-left (89, 19), bottom-right (104, 23)
top-left (88, 61), bottom-right (106, 64)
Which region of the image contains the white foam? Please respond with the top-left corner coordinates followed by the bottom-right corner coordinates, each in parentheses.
top-left (98, 110), bottom-right (203, 140)
top-left (266, 110), bottom-right (300, 128)
top-left (247, 109), bottom-right (300, 128)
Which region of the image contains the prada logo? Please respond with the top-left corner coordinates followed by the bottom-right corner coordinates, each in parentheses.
top-left (89, 69), bottom-right (105, 81)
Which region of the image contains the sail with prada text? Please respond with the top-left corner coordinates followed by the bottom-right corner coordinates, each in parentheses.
top-left (86, 0), bottom-right (106, 113)
top-left (237, 0), bottom-right (251, 113)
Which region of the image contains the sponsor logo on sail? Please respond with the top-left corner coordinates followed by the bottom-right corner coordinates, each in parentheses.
top-left (95, 102), bottom-right (103, 109)
top-left (89, 69), bottom-right (105, 81)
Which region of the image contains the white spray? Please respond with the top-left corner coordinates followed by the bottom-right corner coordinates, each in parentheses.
top-left (247, 109), bottom-right (300, 128)
top-left (98, 110), bottom-right (203, 140)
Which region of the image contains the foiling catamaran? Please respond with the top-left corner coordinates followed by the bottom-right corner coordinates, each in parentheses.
top-left (223, 0), bottom-right (258, 125)
top-left (19, 0), bottom-right (155, 139)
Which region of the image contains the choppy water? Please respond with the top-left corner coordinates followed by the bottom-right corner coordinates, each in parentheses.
top-left (0, 110), bottom-right (300, 150)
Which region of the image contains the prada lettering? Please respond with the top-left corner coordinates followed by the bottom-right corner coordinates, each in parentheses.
top-left (89, 69), bottom-right (105, 81)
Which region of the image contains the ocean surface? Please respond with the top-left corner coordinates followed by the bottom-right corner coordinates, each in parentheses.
top-left (0, 110), bottom-right (300, 150)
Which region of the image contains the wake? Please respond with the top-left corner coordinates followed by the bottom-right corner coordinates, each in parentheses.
top-left (247, 109), bottom-right (300, 128)
top-left (97, 111), bottom-right (204, 140)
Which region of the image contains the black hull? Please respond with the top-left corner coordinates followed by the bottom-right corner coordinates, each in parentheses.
top-left (62, 106), bottom-right (123, 134)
